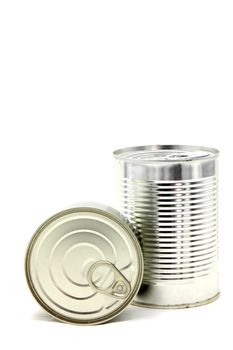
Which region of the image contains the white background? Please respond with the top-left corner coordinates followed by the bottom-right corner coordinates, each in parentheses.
top-left (0, 1), bottom-right (232, 349)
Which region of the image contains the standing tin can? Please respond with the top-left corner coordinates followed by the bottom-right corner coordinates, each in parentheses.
top-left (114, 145), bottom-right (219, 308)
top-left (25, 203), bottom-right (143, 324)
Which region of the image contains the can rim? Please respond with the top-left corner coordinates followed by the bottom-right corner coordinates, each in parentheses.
top-left (113, 145), bottom-right (219, 163)
top-left (25, 205), bottom-right (144, 325)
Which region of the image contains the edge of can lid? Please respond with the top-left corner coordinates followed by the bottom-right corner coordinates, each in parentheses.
top-left (25, 203), bottom-right (144, 325)
top-left (113, 145), bottom-right (219, 163)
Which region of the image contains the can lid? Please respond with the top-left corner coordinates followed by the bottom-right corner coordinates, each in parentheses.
top-left (25, 204), bottom-right (143, 325)
top-left (113, 145), bottom-right (219, 163)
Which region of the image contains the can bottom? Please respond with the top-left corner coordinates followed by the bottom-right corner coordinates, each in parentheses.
top-left (132, 292), bottom-right (220, 309)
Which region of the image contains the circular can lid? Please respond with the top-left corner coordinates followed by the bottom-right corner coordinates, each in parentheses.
top-left (113, 145), bottom-right (219, 162)
top-left (25, 203), bottom-right (143, 325)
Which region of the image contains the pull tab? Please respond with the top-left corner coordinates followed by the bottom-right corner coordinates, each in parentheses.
top-left (87, 260), bottom-right (131, 299)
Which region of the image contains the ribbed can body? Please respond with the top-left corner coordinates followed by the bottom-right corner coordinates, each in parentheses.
top-left (114, 145), bottom-right (219, 308)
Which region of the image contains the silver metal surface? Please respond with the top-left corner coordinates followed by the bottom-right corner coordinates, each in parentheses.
top-left (25, 204), bottom-right (143, 324)
top-left (114, 145), bottom-right (219, 308)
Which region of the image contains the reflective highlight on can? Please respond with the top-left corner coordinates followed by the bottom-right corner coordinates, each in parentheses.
top-left (114, 145), bottom-right (219, 308)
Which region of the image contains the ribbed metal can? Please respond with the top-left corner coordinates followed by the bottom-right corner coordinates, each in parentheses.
top-left (113, 145), bottom-right (219, 308)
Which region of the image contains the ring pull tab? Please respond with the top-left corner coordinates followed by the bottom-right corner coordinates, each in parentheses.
top-left (87, 260), bottom-right (131, 299)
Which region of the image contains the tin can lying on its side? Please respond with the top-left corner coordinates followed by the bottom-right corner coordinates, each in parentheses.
top-left (114, 145), bottom-right (219, 308)
top-left (25, 203), bottom-right (143, 325)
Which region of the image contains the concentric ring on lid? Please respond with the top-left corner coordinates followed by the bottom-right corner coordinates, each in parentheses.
top-left (25, 204), bottom-right (143, 325)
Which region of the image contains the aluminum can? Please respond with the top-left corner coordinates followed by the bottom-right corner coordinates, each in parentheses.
top-left (114, 145), bottom-right (219, 308)
top-left (25, 203), bottom-right (143, 324)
